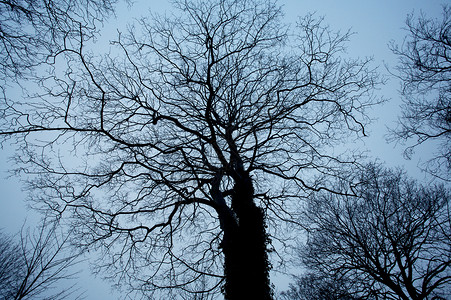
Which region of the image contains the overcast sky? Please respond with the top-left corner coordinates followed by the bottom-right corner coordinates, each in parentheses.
top-left (0, 0), bottom-right (447, 298)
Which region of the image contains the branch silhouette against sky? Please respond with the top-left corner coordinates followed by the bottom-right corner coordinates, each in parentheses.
top-left (0, 0), bottom-right (448, 299)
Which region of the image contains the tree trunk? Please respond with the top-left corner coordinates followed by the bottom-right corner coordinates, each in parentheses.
top-left (220, 170), bottom-right (273, 300)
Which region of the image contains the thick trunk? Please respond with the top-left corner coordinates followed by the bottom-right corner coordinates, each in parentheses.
top-left (220, 171), bottom-right (273, 300)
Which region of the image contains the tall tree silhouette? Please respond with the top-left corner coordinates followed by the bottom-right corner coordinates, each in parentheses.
top-left (0, 0), bottom-right (381, 298)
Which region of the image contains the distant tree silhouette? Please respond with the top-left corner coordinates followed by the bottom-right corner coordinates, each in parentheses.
top-left (0, 220), bottom-right (81, 300)
top-left (300, 164), bottom-right (451, 299)
top-left (389, 5), bottom-right (451, 180)
top-left (0, 0), bottom-right (381, 298)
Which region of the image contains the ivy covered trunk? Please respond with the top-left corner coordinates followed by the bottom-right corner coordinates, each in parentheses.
top-left (213, 167), bottom-right (272, 300)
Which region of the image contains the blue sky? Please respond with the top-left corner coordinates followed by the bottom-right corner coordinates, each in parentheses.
top-left (0, 0), bottom-right (446, 298)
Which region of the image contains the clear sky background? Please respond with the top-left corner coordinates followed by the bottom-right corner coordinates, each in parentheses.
top-left (0, 0), bottom-right (447, 298)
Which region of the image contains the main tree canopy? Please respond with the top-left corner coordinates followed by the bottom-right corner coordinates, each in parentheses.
top-left (0, 0), bottom-right (380, 298)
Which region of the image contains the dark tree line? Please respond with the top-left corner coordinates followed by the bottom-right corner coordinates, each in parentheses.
top-left (0, 0), bottom-right (381, 298)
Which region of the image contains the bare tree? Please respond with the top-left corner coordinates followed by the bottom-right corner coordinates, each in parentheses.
top-left (300, 164), bottom-right (451, 300)
top-left (0, 220), bottom-right (82, 300)
top-left (389, 5), bottom-right (451, 180)
top-left (0, 0), bottom-right (381, 298)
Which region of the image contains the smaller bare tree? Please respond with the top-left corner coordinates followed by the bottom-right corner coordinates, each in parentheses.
top-left (0, 219), bottom-right (82, 300)
top-left (389, 5), bottom-right (451, 180)
top-left (299, 164), bottom-right (451, 300)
